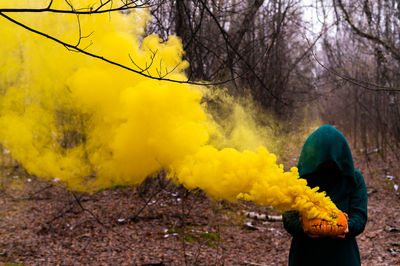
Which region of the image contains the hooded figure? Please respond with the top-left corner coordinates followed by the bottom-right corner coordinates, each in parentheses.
top-left (283, 125), bottom-right (368, 266)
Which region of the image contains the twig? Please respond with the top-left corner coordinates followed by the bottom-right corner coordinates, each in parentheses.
top-left (71, 192), bottom-right (106, 227)
top-left (128, 49), bottom-right (157, 73)
top-left (44, 197), bottom-right (77, 226)
top-left (129, 188), bottom-right (162, 222)
top-left (0, 11), bottom-right (237, 87)
top-left (0, 1), bottom-right (150, 14)
top-left (337, 0), bottom-right (400, 61)
top-left (127, 176), bottom-right (171, 222)
top-left (305, 37), bottom-right (400, 92)
top-left (70, 192), bottom-right (137, 252)
top-left (47, 0), bottom-right (54, 9)
top-left (26, 184), bottom-right (54, 200)
top-left (197, 0), bottom-right (287, 105)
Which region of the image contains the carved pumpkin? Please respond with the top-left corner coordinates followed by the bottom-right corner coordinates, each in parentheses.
top-left (302, 210), bottom-right (348, 236)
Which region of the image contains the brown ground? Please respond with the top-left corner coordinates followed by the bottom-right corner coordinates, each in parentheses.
top-left (0, 149), bottom-right (399, 265)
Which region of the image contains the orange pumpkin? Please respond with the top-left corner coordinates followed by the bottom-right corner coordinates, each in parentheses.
top-left (302, 210), bottom-right (348, 236)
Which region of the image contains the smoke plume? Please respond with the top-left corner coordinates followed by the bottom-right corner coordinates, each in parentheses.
top-left (0, 1), bottom-right (338, 220)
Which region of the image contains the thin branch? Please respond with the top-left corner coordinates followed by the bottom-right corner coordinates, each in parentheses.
top-left (72, 8), bottom-right (84, 48)
top-left (128, 53), bottom-right (145, 71)
top-left (307, 38), bottom-right (400, 92)
top-left (127, 181), bottom-right (166, 222)
top-left (70, 192), bottom-right (137, 252)
top-left (0, 1), bottom-right (150, 14)
top-left (337, 0), bottom-right (400, 61)
top-left (197, 0), bottom-right (287, 105)
top-left (43, 193), bottom-right (80, 226)
top-left (44, 204), bottom-right (76, 225)
top-left (0, 12), bottom-right (236, 86)
top-left (64, 0), bottom-right (73, 10)
top-left (47, 0), bottom-right (54, 9)
top-left (71, 192), bottom-right (106, 227)
top-left (26, 184), bottom-right (54, 200)
top-left (95, 0), bottom-right (112, 12)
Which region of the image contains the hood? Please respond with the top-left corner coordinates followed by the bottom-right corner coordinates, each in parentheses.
top-left (297, 125), bottom-right (355, 184)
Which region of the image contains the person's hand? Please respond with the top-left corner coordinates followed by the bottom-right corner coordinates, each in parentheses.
top-left (332, 212), bottom-right (349, 239)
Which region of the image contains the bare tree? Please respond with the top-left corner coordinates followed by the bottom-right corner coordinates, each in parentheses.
top-left (149, 0), bottom-right (318, 122)
top-left (316, 0), bottom-right (400, 160)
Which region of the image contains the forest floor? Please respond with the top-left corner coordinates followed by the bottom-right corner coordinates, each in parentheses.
top-left (0, 147), bottom-right (399, 265)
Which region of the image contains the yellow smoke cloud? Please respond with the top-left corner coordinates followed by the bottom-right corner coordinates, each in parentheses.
top-left (0, 1), bottom-right (338, 220)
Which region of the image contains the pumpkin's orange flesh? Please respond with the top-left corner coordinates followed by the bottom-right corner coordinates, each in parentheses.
top-left (302, 210), bottom-right (348, 236)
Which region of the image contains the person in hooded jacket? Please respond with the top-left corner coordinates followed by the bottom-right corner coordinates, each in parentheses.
top-left (283, 125), bottom-right (368, 266)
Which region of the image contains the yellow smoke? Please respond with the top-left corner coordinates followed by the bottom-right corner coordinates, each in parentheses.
top-left (0, 1), bottom-right (337, 220)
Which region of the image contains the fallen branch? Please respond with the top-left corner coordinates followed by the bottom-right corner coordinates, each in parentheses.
top-left (244, 211), bottom-right (282, 222)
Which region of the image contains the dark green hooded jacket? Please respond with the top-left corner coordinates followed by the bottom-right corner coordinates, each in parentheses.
top-left (283, 125), bottom-right (368, 266)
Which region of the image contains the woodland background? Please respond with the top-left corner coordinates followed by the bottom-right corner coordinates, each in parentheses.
top-left (1, 0), bottom-right (400, 265)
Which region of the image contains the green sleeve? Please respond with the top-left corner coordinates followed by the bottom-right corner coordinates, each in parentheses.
top-left (346, 170), bottom-right (368, 238)
top-left (283, 210), bottom-right (307, 238)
